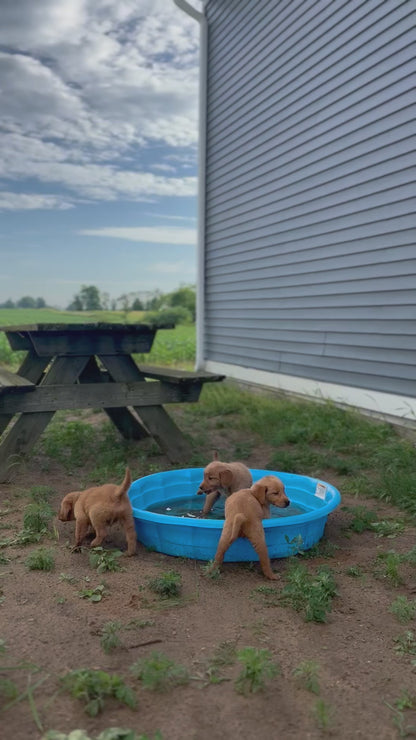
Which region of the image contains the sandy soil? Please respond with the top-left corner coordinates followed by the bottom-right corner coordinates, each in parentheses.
top-left (1, 410), bottom-right (416, 740)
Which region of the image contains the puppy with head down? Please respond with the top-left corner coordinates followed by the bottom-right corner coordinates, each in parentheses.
top-left (58, 467), bottom-right (136, 556)
top-left (211, 475), bottom-right (290, 580)
top-left (197, 455), bottom-right (252, 517)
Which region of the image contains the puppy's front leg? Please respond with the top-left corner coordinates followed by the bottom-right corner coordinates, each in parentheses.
top-left (200, 490), bottom-right (220, 517)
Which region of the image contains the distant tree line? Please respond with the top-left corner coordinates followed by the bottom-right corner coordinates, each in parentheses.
top-left (0, 285), bottom-right (196, 325)
top-left (67, 284), bottom-right (196, 324)
top-left (0, 296), bottom-right (47, 309)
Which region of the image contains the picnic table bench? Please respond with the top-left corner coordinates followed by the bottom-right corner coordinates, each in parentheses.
top-left (0, 323), bottom-right (224, 482)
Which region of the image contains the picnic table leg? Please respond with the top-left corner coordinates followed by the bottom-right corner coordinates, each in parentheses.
top-left (0, 355), bottom-right (90, 482)
top-left (99, 354), bottom-right (193, 462)
top-left (78, 357), bottom-right (149, 441)
top-left (0, 352), bottom-right (51, 436)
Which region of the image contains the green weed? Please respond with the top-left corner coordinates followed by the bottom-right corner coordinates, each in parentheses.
top-left (280, 563), bottom-right (337, 622)
top-left (27, 486), bottom-right (55, 503)
top-left (313, 699), bottom-right (333, 731)
top-left (89, 548), bottom-right (125, 573)
top-left (394, 631), bottom-right (416, 657)
top-left (395, 690), bottom-right (416, 711)
top-left (389, 596), bottom-right (416, 624)
top-left (374, 551), bottom-right (404, 587)
top-left (100, 622), bottom-right (123, 654)
top-left (234, 647), bottom-right (279, 695)
top-left (61, 668), bottom-right (137, 716)
top-left (346, 565), bottom-right (364, 578)
top-left (148, 571), bottom-right (181, 599)
top-left (23, 501), bottom-right (54, 535)
top-left (371, 520), bottom-right (405, 538)
top-left (293, 660), bottom-right (320, 695)
top-left (201, 560), bottom-right (221, 580)
top-left (130, 651), bottom-right (189, 692)
top-left (342, 505), bottom-right (378, 533)
top-left (25, 548), bottom-right (55, 571)
top-left (77, 584), bottom-right (106, 602)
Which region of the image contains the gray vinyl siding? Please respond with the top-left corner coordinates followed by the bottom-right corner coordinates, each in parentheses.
top-left (203, 0), bottom-right (416, 397)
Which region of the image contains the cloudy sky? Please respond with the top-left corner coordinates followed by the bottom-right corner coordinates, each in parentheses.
top-left (0, 0), bottom-right (201, 308)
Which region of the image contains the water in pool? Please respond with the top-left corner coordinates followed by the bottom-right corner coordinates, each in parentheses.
top-left (147, 496), bottom-right (308, 520)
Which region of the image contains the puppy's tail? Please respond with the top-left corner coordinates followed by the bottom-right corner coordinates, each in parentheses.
top-left (231, 513), bottom-right (246, 541)
top-left (116, 467), bottom-right (132, 499)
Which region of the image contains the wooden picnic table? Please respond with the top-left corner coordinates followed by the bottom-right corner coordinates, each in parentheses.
top-left (0, 323), bottom-right (224, 481)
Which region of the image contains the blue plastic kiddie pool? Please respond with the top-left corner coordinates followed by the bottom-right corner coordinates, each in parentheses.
top-left (129, 468), bottom-right (341, 562)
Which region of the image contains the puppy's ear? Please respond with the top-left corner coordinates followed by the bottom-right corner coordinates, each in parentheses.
top-left (251, 482), bottom-right (267, 505)
top-left (219, 468), bottom-right (232, 488)
top-left (58, 500), bottom-right (74, 521)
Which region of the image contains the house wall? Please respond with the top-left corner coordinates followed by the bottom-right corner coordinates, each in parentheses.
top-left (202, 0), bottom-right (416, 416)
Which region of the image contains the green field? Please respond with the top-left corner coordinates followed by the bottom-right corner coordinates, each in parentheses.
top-left (0, 308), bottom-right (196, 369)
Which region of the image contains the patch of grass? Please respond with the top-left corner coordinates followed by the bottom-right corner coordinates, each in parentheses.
top-left (342, 505), bottom-right (378, 534)
top-left (100, 621), bottom-right (123, 654)
top-left (394, 631), bottom-right (416, 657)
top-left (389, 596), bottom-right (416, 624)
top-left (27, 486), bottom-right (55, 503)
top-left (280, 563), bottom-right (337, 622)
top-left (89, 548), bottom-right (125, 573)
top-left (148, 571), bottom-right (181, 599)
top-left (58, 573), bottom-right (78, 584)
top-left (293, 660), bottom-right (320, 695)
top-left (130, 652), bottom-right (189, 692)
top-left (395, 690), bottom-right (416, 711)
top-left (201, 560), bottom-right (221, 580)
top-left (77, 584), bottom-right (107, 602)
top-left (374, 550), bottom-right (404, 587)
top-left (61, 668), bottom-right (137, 716)
top-left (234, 647), bottom-right (279, 695)
top-left (210, 640), bottom-right (237, 669)
top-left (346, 565), bottom-right (364, 578)
top-left (302, 538), bottom-right (339, 559)
top-left (23, 501), bottom-right (55, 535)
top-left (386, 703), bottom-right (416, 738)
top-left (371, 520), bottom-right (405, 538)
top-left (25, 548), bottom-right (55, 571)
top-left (313, 699), bottom-right (333, 731)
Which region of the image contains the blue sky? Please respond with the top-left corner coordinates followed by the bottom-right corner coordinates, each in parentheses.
top-left (0, 0), bottom-right (201, 308)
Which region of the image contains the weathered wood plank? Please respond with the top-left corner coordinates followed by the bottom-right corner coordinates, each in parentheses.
top-left (0, 381), bottom-right (201, 414)
top-left (99, 354), bottom-right (193, 461)
top-left (138, 364), bottom-right (225, 385)
top-left (0, 368), bottom-right (34, 392)
top-left (79, 356), bottom-right (149, 441)
top-left (1, 323), bottom-right (172, 355)
top-left (0, 355), bottom-right (90, 482)
top-left (0, 353), bottom-right (51, 436)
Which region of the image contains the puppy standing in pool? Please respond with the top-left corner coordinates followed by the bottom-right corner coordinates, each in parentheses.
top-left (210, 475), bottom-right (290, 580)
top-left (197, 454), bottom-right (252, 517)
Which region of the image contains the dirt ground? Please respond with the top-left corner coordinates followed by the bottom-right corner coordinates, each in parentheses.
top-left (1, 409), bottom-right (416, 740)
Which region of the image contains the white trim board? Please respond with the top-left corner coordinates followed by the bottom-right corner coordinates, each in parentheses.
top-left (203, 360), bottom-right (416, 426)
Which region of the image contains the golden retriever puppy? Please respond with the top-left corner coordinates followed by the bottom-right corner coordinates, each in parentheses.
top-left (58, 468), bottom-right (136, 556)
top-left (197, 457), bottom-right (252, 517)
top-left (211, 475), bottom-right (290, 580)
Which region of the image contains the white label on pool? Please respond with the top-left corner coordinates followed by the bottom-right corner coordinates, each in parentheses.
top-left (315, 483), bottom-right (327, 500)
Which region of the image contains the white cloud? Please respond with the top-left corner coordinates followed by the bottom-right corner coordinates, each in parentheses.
top-left (79, 226), bottom-right (197, 244)
top-left (0, 0), bottom-right (200, 207)
top-left (0, 192), bottom-right (74, 211)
